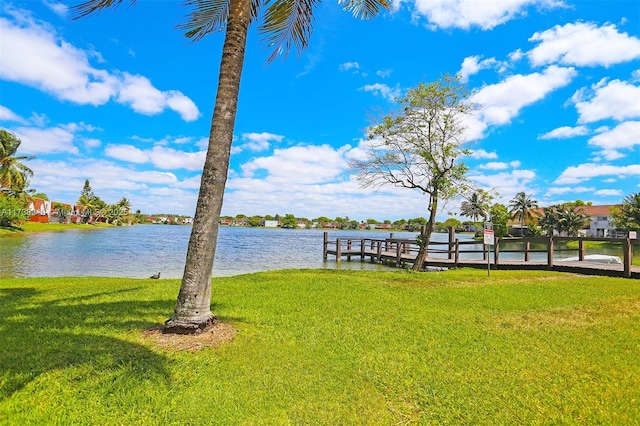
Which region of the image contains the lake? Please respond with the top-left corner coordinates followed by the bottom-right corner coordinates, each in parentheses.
top-left (0, 226), bottom-right (429, 279)
top-left (5, 226), bottom-right (624, 279)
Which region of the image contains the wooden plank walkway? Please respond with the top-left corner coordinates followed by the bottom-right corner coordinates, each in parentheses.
top-left (323, 233), bottom-right (640, 279)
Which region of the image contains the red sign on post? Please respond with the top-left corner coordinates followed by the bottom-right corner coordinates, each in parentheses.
top-left (483, 229), bottom-right (494, 246)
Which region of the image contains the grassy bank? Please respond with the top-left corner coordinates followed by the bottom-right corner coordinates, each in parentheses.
top-left (0, 222), bottom-right (113, 234)
top-left (1, 269), bottom-right (639, 424)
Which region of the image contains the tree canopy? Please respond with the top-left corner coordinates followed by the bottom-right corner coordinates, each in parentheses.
top-left (611, 193), bottom-right (640, 232)
top-left (350, 74), bottom-right (476, 270)
top-left (0, 129), bottom-right (34, 193)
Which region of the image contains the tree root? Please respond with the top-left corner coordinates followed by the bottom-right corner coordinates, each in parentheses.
top-left (163, 314), bottom-right (218, 335)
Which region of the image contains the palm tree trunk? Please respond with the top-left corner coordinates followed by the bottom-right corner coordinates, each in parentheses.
top-left (164, 0), bottom-right (251, 334)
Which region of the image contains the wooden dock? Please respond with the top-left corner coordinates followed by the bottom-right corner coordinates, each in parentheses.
top-left (323, 231), bottom-right (640, 279)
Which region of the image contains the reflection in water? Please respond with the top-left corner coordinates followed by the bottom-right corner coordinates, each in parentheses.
top-left (0, 226), bottom-right (414, 279)
top-left (2, 227), bottom-right (626, 279)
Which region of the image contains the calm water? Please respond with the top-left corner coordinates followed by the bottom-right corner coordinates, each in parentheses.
top-left (0, 226), bottom-right (424, 279)
top-left (2, 226), bottom-right (623, 279)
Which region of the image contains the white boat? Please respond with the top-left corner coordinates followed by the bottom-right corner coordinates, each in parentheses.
top-left (559, 254), bottom-right (623, 265)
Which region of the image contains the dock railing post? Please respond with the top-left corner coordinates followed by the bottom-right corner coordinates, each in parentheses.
top-left (547, 237), bottom-right (554, 269)
top-left (579, 239), bottom-right (585, 261)
top-left (623, 238), bottom-right (631, 278)
top-left (336, 238), bottom-right (342, 261)
top-left (454, 238), bottom-right (460, 267)
top-left (376, 241), bottom-right (382, 263)
top-left (360, 238), bottom-right (365, 262)
top-left (396, 241), bottom-right (402, 267)
top-left (524, 241), bottom-right (530, 262)
top-left (323, 232), bottom-right (328, 259)
top-left (494, 238), bottom-right (500, 265)
top-left (448, 227), bottom-right (455, 260)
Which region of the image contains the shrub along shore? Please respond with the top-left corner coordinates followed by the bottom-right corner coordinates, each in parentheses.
top-left (0, 221), bottom-right (116, 234)
top-left (1, 269), bottom-right (638, 424)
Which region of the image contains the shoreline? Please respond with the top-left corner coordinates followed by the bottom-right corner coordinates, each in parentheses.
top-left (0, 222), bottom-right (115, 235)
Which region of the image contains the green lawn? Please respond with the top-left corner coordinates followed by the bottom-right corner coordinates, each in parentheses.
top-left (1, 269), bottom-right (638, 424)
top-left (0, 222), bottom-right (112, 234)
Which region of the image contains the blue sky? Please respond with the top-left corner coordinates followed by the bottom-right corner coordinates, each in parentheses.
top-left (1, 0), bottom-right (639, 221)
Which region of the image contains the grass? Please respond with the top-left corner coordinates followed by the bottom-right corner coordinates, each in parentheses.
top-left (0, 222), bottom-right (112, 234)
top-left (1, 269), bottom-right (639, 424)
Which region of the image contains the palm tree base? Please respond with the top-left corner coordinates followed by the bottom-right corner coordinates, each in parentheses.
top-left (163, 314), bottom-right (217, 335)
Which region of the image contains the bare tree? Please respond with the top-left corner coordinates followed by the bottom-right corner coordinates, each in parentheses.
top-left (350, 74), bottom-right (477, 271)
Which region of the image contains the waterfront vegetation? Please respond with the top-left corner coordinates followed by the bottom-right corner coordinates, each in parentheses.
top-left (1, 269), bottom-right (638, 424)
top-left (0, 221), bottom-right (112, 234)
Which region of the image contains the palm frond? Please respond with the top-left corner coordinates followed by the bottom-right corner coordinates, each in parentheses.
top-left (177, 0), bottom-right (233, 41)
top-left (338, 0), bottom-right (389, 19)
top-left (70, 0), bottom-right (135, 20)
top-left (260, 0), bottom-right (320, 62)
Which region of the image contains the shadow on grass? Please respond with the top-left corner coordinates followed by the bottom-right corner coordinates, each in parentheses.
top-left (0, 286), bottom-right (173, 400)
top-left (0, 225), bottom-right (24, 233)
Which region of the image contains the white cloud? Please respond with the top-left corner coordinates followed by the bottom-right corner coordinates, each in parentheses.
top-left (27, 158), bottom-right (180, 207)
top-left (478, 160), bottom-right (521, 171)
top-left (0, 7), bottom-right (200, 121)
top-left (458, 55), bottom-right (498, 82)
top-left (411, 0), bottom-right (564, 30)
top-left (539, 125), bottom-right (589, 139)
top-left (165, 91), bottom-right (201, 122)
top-left (13, 126), bottom-right (78, 154)
top-left (471, 65), bottom-right (576, 128)
top-left (508, 49), bottom-right (525, 62)
top-left (574, 79), bottom-right (640, 124)
top-left (594, 189), bottom-right (623, 196)
top-left (528, 22), bottom-right (640, 67)
top-left (83, 138), bottom-right (102, 149)
top-left (148, 146), bottom-right (206, 171)
top-left (339, 62), bottom-right (360, 72)
top-left (237, 144), bottom-right (348, 185)
top-left (376, 69), bottom-right (393, 78)
top-left (588, 121), bottom-right (640, 160)
top-left (555, 163), bottom-right (640, 184)
top-left (479, 162), bottom-right (509, 170)
top-left (468, 149), bottom-right (498, 159)
top-left (105, 144), bottom-right (149, 163)
top-left (468, 169), bottom-right (537, 198)
top-left (42, 0), bottom-right (67, 18)
top-left (105, 143), bottom-right (207, 171)
top-left (232, 132), bottom-right (285, 154)
top-left (360, 83), bottom-right (402, 102)
top-left (0, 10), bottom-right (116, 105)
top-left (116, 73), bottom-right (167, 114)
top-left (174, 175), bottom-right (203, 190)
top-left (117, 74), bottom-right (200, 121)
top-left (545, 186), bottom-right (595, 196)
top-left (0, 105), bottom-right (27, 124)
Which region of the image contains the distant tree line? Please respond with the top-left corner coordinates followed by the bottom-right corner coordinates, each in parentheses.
top-left (218, 191), bottom-right (640, 239)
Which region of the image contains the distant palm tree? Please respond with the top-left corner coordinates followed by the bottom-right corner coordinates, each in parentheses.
top-left (538, 206), bottom-right (558, 237)
top-left (73, 0), bottom-right (391, 333)
top-left (460, 190), bottom-right (490, 234)
top-left (508, 192), bottom-right (538, 236)
top-left (0, 130), bottom-right (34, 193)
top-left (611, 192), bottom-right (640, 231)
top-left (556, 204), bottom-right (588, 237)
top-left (116, 197), bottom-right (131, 215)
